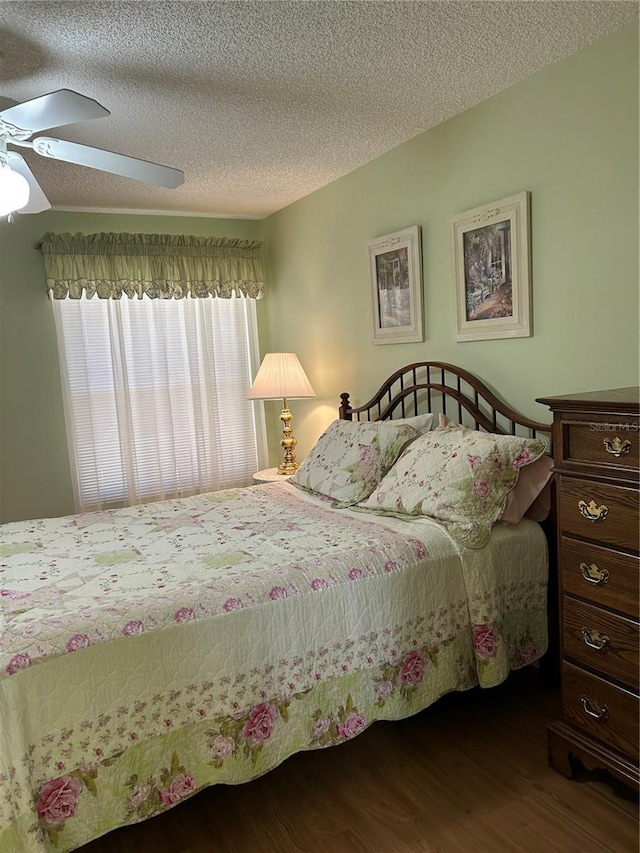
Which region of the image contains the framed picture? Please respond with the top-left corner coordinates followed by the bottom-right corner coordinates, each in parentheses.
top-left (368, 225), bottom-right (423, 345)
top-left (452, 192), bottom-right (531, 342)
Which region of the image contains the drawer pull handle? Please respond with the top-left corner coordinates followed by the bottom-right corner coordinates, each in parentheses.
top-left (581, 627), bottom-right (610, 650)
top-left (578, 499), bottom-right (608, 522)
top-left (603, 436), bottom-right (632, 457)
top-left (580, 562), bottom-right (609, 585)
top-left (580, 695), bottom-right (609, 721)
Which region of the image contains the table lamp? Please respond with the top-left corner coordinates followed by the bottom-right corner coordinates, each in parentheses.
top-left (247, 352), bottom-right (316, 474)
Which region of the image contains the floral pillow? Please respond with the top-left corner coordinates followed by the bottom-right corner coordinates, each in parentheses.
top-left (358, 422), bottom-right (547, 547)
top-left (435, 413), bottom-right (553, 523)
top-left (291, 419), bottom-right (418, 507)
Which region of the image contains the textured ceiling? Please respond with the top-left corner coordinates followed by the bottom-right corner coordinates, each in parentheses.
top-left (1, 1), bottom-right (637, 219)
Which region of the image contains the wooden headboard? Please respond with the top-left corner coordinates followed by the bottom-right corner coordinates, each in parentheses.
top-left (339, 361), bottom-right (551, 445)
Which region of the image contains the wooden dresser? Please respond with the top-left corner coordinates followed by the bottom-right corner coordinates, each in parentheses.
top-left (537, 387), bottom-right (639, 790)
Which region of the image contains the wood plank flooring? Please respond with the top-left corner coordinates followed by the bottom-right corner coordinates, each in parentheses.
top-left (82, 668), bottom-right (638, 853)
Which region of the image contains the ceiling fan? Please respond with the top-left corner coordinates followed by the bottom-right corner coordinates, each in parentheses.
top-left (0, 88), bottom-right (184, 216)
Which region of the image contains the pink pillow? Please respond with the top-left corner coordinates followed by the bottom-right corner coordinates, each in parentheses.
top-left (438, 412), bottom-right (459, 429)
top-left (438, 412), bottom-right (553, 523)
top-left (501, 454), bottom-right (554, 523)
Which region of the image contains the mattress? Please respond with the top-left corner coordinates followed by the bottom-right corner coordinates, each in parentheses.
top-left (0, 482), bottom-right (548, 852)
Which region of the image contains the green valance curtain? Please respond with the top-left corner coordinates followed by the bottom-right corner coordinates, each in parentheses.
top-left (36, 232), bottom-right (264, 299)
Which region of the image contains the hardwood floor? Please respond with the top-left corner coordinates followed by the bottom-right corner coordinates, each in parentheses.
top-left (82, 668), bottom-right (638, 853)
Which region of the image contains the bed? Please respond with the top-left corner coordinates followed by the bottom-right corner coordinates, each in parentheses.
top-left (0, 362), bottom-right (554, 853)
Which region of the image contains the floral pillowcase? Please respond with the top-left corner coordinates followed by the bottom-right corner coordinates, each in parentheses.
top-left (358, 422), bottom-right (547, 547)
top-left (290, 419), bottom-right (418, 507)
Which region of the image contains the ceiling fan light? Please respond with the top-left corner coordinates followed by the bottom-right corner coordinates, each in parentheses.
top-left (0, 165), bottom-right (30, 216)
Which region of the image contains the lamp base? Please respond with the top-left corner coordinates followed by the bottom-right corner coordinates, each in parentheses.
top-left (277, 460), bottom-right (299, 475)
top-left (278, 404), bottom-right (300, 474)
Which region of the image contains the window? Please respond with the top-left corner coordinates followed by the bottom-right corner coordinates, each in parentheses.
top-left (490, 230), bottom-right (506, 284)
top-left (52, 295), bottom-right (266, 512)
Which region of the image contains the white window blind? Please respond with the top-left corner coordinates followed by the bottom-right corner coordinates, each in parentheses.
top-left (52, 295), bottom-right (266, 512)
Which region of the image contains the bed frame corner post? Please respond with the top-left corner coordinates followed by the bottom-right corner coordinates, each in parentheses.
top-left (339, 392), bottom-right (353, 420)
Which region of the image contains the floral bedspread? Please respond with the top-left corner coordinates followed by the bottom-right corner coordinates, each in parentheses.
top-left (0, 483), bottom-right (548, 852)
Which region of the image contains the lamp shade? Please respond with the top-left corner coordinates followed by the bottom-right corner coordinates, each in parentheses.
top-left (0, 165), bottom-right (30, 217)
top-left (247, 353), bottom-right (316, 400)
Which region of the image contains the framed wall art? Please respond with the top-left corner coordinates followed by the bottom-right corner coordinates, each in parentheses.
top-left (452, 191), bottom-right (531, 342)
top-left (368, 225), bottom-right (423, 345)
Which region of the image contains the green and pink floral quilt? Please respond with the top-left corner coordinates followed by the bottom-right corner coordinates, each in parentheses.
top-left (0, 483), bottom-right (548, 852)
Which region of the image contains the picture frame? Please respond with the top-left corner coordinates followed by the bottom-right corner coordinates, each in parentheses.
top-left (452, 191), bottom-right (531, 342)
top-left (368, 225), bottom-right (423, 345)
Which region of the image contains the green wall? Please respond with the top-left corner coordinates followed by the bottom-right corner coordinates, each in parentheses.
top-left (0, 212), bottom-right (262, 522)
top-left (260, 23), bottom-right (639, 464)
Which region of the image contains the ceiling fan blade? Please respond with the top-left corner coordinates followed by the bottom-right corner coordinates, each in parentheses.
top-left (0, 89), bottom-right (109, 135)
top-left (33, 137), bottom-right (184, 189)
top-left (5, 152), bottom-right (51, 213)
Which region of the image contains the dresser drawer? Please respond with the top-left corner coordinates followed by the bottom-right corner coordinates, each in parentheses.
top-left (563, 417), bottom-right (639, 473)
top-left (563, 598), bottom-right (639, 690)
top-left (562, 662), bottom-right (639, 759)
top-left (559, 478), bottom-right (639, 552)
top-left (561, 537), bottom-right (639, 618)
